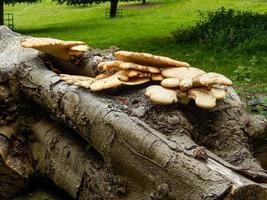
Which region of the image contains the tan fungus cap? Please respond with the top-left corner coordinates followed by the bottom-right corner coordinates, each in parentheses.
top-left (115, 51), bottom-right (190, 68)
top-left (21, 37), bottom-right (87, 60)
top-left (161, 67), bottom-right (206, 80)
top-left (145, 85), bottom-right (178, 105)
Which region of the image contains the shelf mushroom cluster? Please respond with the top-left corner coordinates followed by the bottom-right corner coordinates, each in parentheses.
top-left (147, 67), bottom-right (232, 109)
top-left (21, 38), bottom-right (89, 60)
top-left (60, 51), bottom-right (232, 109)
top-left (20, 38), bottom-right (233, 109)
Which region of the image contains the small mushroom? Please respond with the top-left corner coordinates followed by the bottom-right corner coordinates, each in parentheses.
top-left (179, 78), bottom-right (193, 91)
top-left (192, 72), bottom-right (232, 88)
top-left (187, 88), bottom-right (217, 109)
top-left (145, 85), bottom-right (178, 105)
top-left (161, 67), bottom-right (206, 91)
top-left (60, 74), bottom-right (95, 86)
top-left (115, 51), bottom-right (190, 68)
top-left (121, 77), bottom-right (150, 86)
top-left (95, 73), bottom-right (112, 80)
top-left (161, 78), bottom-right (180, 88)
top-left (97, 61), bottom-right (122, 71)
top-left (69, 45), bottom-right (89, 56)
top-left (126, 70), bottom-right (143, 78)
top-left (151, 74), bottom-right (164, 81)
top-left (210, 87), bottom-right (227, 99)
top-left (161, 67), bottom-right (206, 80)
top-left (89, 71), bottom-right (129, 91)
top-left (73, 80), bottom-right (94, 89)
top-left (21, 37), bottom-right (87, 60)
top-left (124, 70), bottom-right (152, 78)
top-left (98, 61), bottom-right (160, 73)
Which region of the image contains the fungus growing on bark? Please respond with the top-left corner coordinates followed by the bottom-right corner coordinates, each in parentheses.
top-left (89, 71), bottom-right (128, 91)
top-left (192, 72), bottom-right (232, 88)
top-left (95, 73), bottom-right (112, 80)
top-left (55, 44), bottom-right (231, 109)
top-left (125, 70), bottom-right (152, 78)
top-left (98, 61), bottom-right (160, 73)
top-left (121, 77), bottom-right (150, 85)
top-left (188, 88), bottom-right (222, 109)
top-left (210, 87), bottom-right (227, 99)
top-left (145, 85), bottom-right (179, 105)
top-left (161, 67), bottom-right (206, 90)
top-left (161, 78), bottom-right (180, 88)
top-left (115, 51), bottom-right (190, 68)
top-left (161, 67), bottom-right (205, 79)
top-left (21, 37), bottom-right (87, 60)
top-left (69, 45), bottom-right (89, 56)
top-left (151, 74), bottom-right (164, 81)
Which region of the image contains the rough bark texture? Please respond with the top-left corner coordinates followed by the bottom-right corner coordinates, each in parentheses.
top-left (31, 118), bottom-right (123, 200)
top-left (1, 26), bottom-right (267, 199)
top-left (0, 71), bottom-right (34, 199)
top-left (0, 158), bottom-right (26, 200)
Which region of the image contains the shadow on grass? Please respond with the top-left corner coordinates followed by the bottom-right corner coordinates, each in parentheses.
top-left (119, 2), bottom-right (162, 9)
top-left (17, 18), bottom-right (114, 36)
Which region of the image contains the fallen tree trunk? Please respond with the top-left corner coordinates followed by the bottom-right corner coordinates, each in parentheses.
top-left (31, 118), bottom-right (122, 199)
top-left (0, 85), bottom-right (121, 199)
top-left (1, 26), bottom-right (267, 199)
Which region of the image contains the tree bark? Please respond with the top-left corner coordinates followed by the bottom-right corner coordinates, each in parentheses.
top-left (0, 69), bottom-right (120, 199)
top-left (0, 158), bottom-right (26, 200)
top-left (30, 118), bottom-right (123, 200)
top-left (0, 0), bottom-right (3, 26)
top-left (0, 84), bottom-right (34, 199)
top-left (110, 0), bottom-right (118, 18)
top-left (2, 27), bottom-right (267, 199)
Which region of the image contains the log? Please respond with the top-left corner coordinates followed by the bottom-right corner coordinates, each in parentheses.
top-left (0, 157), bottom-right (26, 200)
top-left (31, 118), bottom-right (122, 199)
top-left (0, 66), bottom-right (121, 199)
top-left (1, 26), bottom-right (267, 199)
top-left (0, 92), bottom-right (122, 199)
top-left (0, 81), bottom-right (34, 199)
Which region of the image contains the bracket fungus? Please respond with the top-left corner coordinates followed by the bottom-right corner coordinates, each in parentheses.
top-left (60, 74), bottom-right (95, 89)
top-left (115, 51), bottom-right (191, 68)
top-left (98, 61), bottom-right (161, 73)
top-left (21, 37), bottom-right (88, 60)
top-left (161, 78), bottom-right (180, 88)
top-left (187, 88), bottom-right (217, 109)
top-left (161, 67), bottom-right (207, 90)
top-left (161, 67), bottom-right (206, 79)
top-left (51, 42), bottom-right (232, 109)
top-left (145, 85), bottom-right (179, 105)
top-left (192, 72), bottom-right (233, 88)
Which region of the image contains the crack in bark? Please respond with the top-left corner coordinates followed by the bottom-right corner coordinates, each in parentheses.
top-left (121, 138), bottom-right (168, 171)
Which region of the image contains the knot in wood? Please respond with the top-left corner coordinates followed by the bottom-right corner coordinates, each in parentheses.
top-left (61, 91), bottom-right (80, 118)
top-left (192, 146), bottom-right (207, 160)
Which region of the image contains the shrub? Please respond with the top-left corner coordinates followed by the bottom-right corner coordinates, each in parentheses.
top-left (172, 7), bottom-right (267, 52)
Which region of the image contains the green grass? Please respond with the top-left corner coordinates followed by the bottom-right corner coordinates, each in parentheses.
top-left (5, 0), bottom-right (267, 91)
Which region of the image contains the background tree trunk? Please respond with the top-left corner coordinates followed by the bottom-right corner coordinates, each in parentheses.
top-left (142, 0), bottom-right (146, 5)
top-left (1, 27), bottom-right (267, 199)
top-left (0, 0), bottom-right (3, 26)
top-left (110, 0), bottom-right (118, 18)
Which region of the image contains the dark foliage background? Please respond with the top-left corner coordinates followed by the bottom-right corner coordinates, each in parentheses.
top-left (172, 7), bottom-right (267, 52)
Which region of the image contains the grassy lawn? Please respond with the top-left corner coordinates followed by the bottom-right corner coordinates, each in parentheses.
top-left (5, 0), bottom-right (267, 92)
